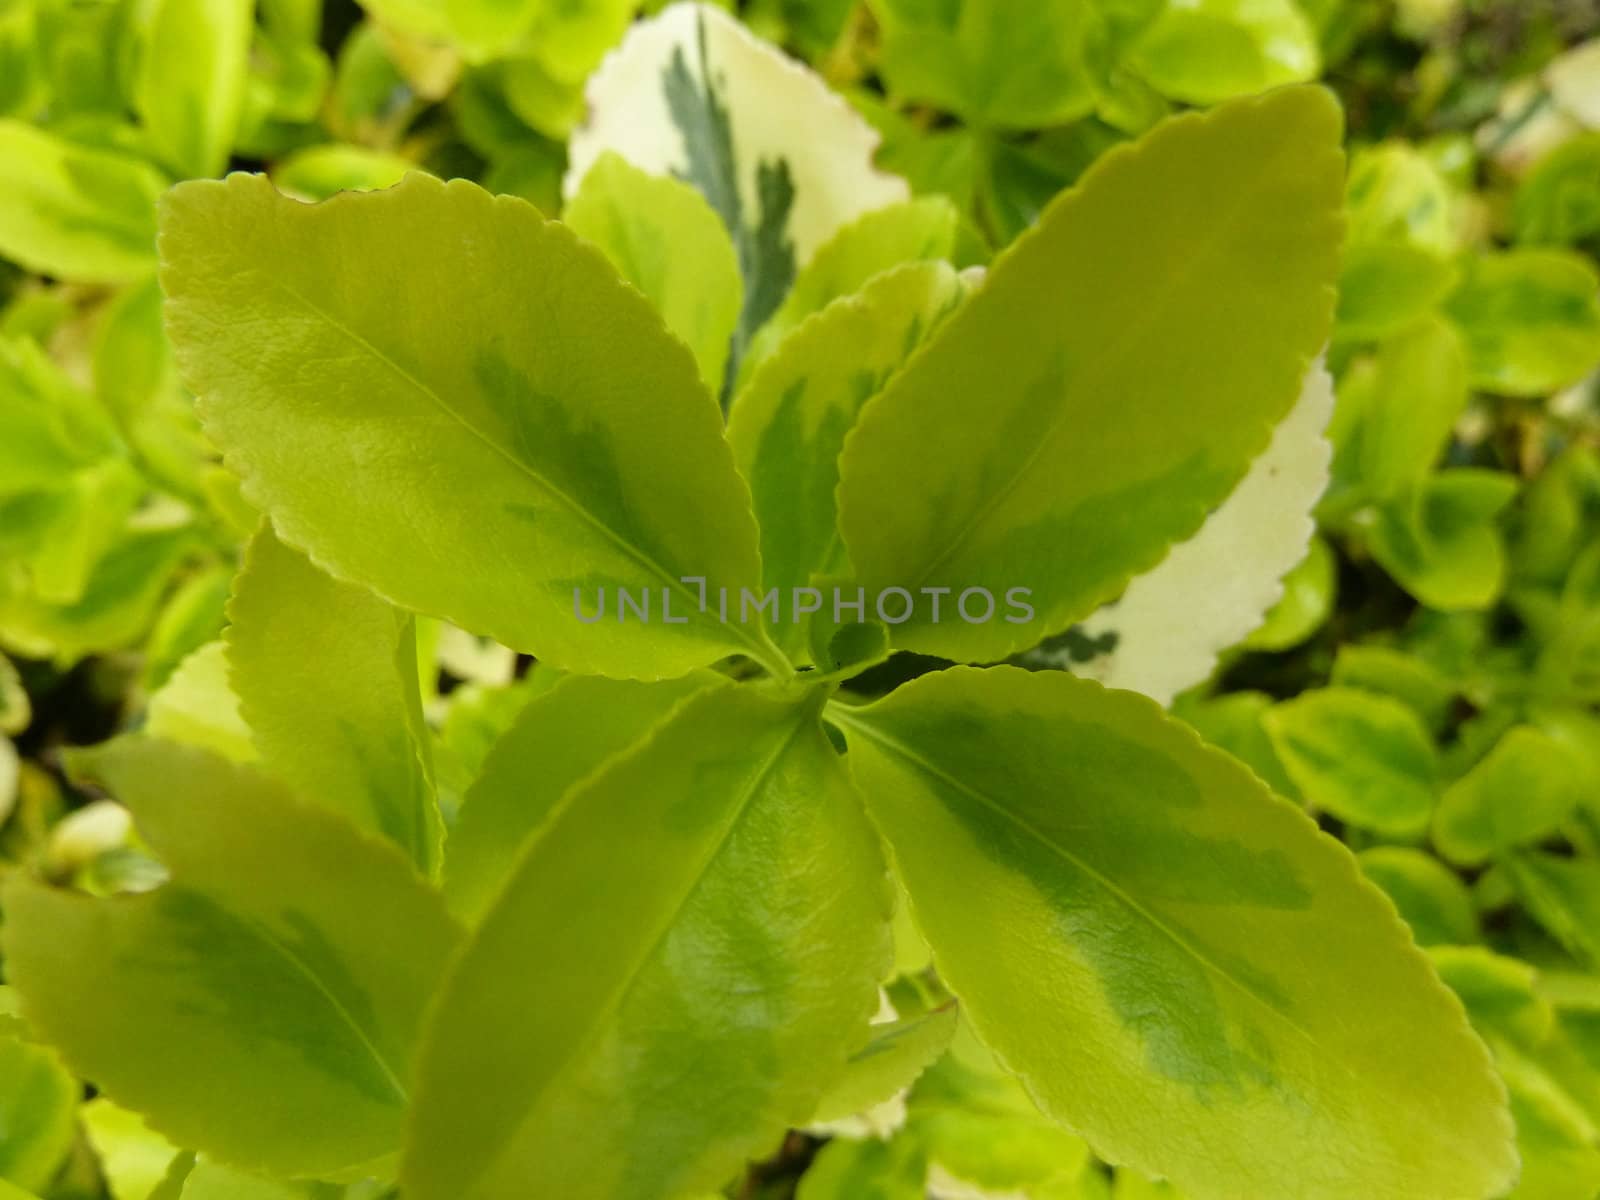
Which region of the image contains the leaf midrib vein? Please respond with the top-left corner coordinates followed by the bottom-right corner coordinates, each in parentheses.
top-left (467, 712), bottom-right (812, 1196)
top-left (223, 904), bottom-right (409, 1105)
top-left (254, 272), bottom-right (776, 667)
top-left (904, 128), bottom-right (1307, 592)
top-left (828, 708), bottom-right (1343, 1069)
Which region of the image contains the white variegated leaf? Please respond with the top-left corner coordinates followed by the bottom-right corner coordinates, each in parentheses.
top-left (1066, 362), bottom-right (1335, 704)
top-left (565, 1), bottom-right (908, 376)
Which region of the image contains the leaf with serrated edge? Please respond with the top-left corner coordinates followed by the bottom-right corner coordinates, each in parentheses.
top-left (405, 684), bottom-right (891, 1200)
top-left (829, 666), bottom-right (1514, 1199)
top-left (1, 739), bottom-right (461, 1180)
top-left (565, 2), bottom-right (908, 375)
top-left (159, 172), bottom-right (783, 680)
top-left (811, 1001), bottom-right (959, 1125)
top-left (0, 1029), bottom-right (75, 1192)
top-left (80, 1098), bottom-right (183, 1200)
top-left (740, 196), bottom-right (960, 380)
top-left (727, 261), bottom-right (972, 662)
top-left (145, 641), bottom-right (255, 764)
top-left (227, 525), bottom-right (443, 873)
top-left (1073, 362), bottom-right (1334, 705)
top-left (564, 151), bottom-right (743, 393)
top-left (835, 87), bottom-right (1343, 663)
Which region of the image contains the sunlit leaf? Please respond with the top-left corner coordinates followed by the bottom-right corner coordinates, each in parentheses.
top-left (833, 666), bottom-right (1512, 1199)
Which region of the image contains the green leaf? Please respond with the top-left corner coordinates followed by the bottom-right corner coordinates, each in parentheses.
top-left (272, 144), bottom-right (420, 200)
top-left (1129, 0), bottom-right (1320, 106)
top-left (80, 1099), bottom-right (182, 1200)
top-left (866, 0), bottom-right (1099, 128)
top-left (0, 1030), bottom-right (75, 1192)
top-left (830, 666), bottom-right (1513, 1199)
top-left (566, 2), bottom-right (909, 376)
top-left (1328, 317), bottom-right (1469, 505)
top-left (1357, 846), bottom-right (1479, 946)
top-left (354, 0), bottom-right (452, 41)
top-left (0, 121), bottom-right (167, 281)
top-left (1, 738), bottom-right (463, 1179)
top-left (1071, 364), bottom-right (1334, 704)
top-left (1514, 446), bottom-right (1600, 590)
top-left (1329, 644), bottom-right (1455, 731)
top-left (741, 196), bottom-right (960, 378)
top-left (849, 90), bottom-right (983, 216)
top-left (1172, 690), bottom-right (1299, 800)
top-left (0, 336), bottom-right (123, 500)
top-left (92, 278), bottom-right (210, 506)
top-left (907, 1020), bottom-right (1092, 1194)
top-left (0, 654), bottom-right (27, 736)
top-left (812, 1002), bottom-right (960, 1125)
top-left (129, 0), bottom-right (253, 178)
top-left (1431, 947), bottom-right (1552, 1049)
top-left (1242, 535), bottom-right (1336, 652)
top-left (1344, 142), bottom-right (1458, 254)
top-left (835, 87), bottom-right (1343, 664)
top-left (726, 261), bottom-right (971, 662)
top-left (1433, 727), bottom-right (1586, 867)
top-left (0, 749), bottom-right (15, 845)
top-left (0, 2), bottom-right (42, 119)
top-left (226, 526), bottom-right (443, 874)
top-left (1498, 1042), bottom-right (1600, 1200)
top-left (1335, 241), bottom-right (1457, 341)
top-left (1430, 948), bottom-right (1600, 1200)
top-left (1365, 469), bottom-right (1519, 611)
top-left (160, 172), bottom-right (783, 680)
top-left (1263, 686), bottom-right (1439, 836)
top-left (405, 683), bottom-right (891, 1200)
top-left (170, 1161), bottom-right (332, 1200)
top-left (1506, 852), bottom-right (1600, 968)
top-left (1443, 249), bottom-right (1600, 397)
top-left (796, 1135), bottom-right (925, 1200)
top-left (1, 462), bottom-right (146, 612)
top-left (145, 641), bottom-right (256, 765)
top-left (0, 335), bottom-right (143, 610)
top-left (564, 151), bottom-right (743, 394)
top-left (442, 671), bottom-right (717, 923)
top-left (142, 565), bottom-right (233, 691)
top-left (448, 0), bottom-right (635, 82)
top-left (430, 674), bottom-right (552, 812)
top-left (0, 523), bottom-right (194, 663)
top-left (1516, 132), bottom-right (1600, 246)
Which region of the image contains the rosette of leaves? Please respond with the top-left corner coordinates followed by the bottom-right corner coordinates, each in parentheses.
top-left (0, 74), bottom-right (1523, 1200)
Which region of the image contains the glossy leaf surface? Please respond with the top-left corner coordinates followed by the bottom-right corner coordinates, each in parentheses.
top-left (832, 666), bottom-right (1512, 1199)
top-left (227, 526), bottom-right (442, 872)
top-left (406, 684), bottom-right (891, 1200)
top-left (836, 87), bottom-right (1343, 662)
top-left (442, 671), bottom-right (716, 923)
top-left (160, 172), bottom-right (779, 679)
